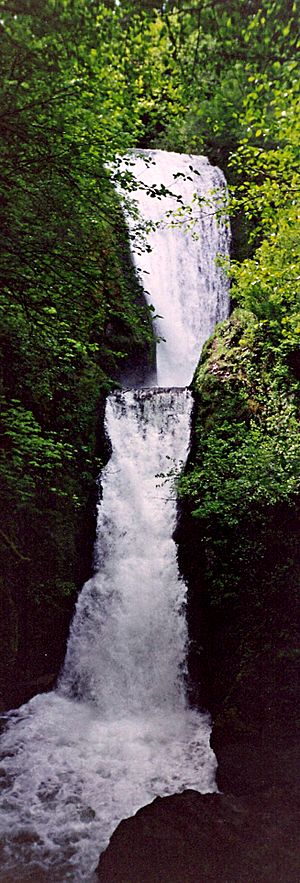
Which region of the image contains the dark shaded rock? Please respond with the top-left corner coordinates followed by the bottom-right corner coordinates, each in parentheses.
top-left (176, 483), bottom-right (300, 795)
top-left (97, 788), bottom-right (300, 883)
top-left (174, 311), bottom-right (300, 797)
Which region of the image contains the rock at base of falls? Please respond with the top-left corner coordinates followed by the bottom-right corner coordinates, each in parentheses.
top-left (96, 787), bottom-right (300, 883)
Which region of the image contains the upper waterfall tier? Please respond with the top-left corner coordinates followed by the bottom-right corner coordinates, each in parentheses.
top-left (119, 149), bottom-right (230, 387)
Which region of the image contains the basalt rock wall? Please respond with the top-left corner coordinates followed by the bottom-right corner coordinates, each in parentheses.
top-left (176, 309), bottom-right (300, 794)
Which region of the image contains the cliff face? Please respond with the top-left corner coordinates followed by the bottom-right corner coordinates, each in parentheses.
top-left (177, 309), bottom-right (300, 794)
top-left (178, 487), bottom-right (300, 796)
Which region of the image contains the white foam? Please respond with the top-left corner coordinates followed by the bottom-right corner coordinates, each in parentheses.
top-left (118, 149), bottom-right (230, 386)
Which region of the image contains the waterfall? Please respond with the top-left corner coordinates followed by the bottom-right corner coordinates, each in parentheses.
top-left (118, 149), bottom-right (229, 387)
top-left (0, 151), bottom-right (230, 882)
top-left (60, 389), bottom-right (193, 716)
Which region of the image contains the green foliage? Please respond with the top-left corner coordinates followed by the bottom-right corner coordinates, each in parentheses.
top-left (230, 206), bottom-right (300, 343)
top-left (126, 0), bottom-right (299, 158)
top-left (0, 0), bottom-right (155, 696)
top-left (229, 72), bottom-right (300, 237)
top-left (179, 312), bottom-right (300, 529)
top-left (0, 0), bottom-right (154, 516)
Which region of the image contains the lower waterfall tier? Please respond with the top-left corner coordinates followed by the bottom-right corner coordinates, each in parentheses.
top-left (0, 388), bottom-right (217, 881)
top-left (60, 388), bottom-right (194, 714)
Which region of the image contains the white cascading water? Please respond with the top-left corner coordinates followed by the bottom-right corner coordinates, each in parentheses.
top-left (118, 149), bottom-right (229, 387)
top-left (0, 151), bottom-right (229, 882)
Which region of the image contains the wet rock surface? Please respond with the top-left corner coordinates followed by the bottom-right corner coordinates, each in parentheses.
top-left (97, 787), bottom-right (300, 883)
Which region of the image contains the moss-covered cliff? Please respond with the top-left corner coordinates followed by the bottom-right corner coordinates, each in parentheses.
top-left (177, 309), bottom-right (300, 793)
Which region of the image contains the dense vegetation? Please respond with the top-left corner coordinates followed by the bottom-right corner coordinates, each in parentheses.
top-left (0, 0), bottom-right (156, 703)
top-left (0, 0), bottom-right (299, 714)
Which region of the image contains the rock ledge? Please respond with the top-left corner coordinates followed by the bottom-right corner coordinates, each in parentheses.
top-left (97, 787), bottom-right (300, 883)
